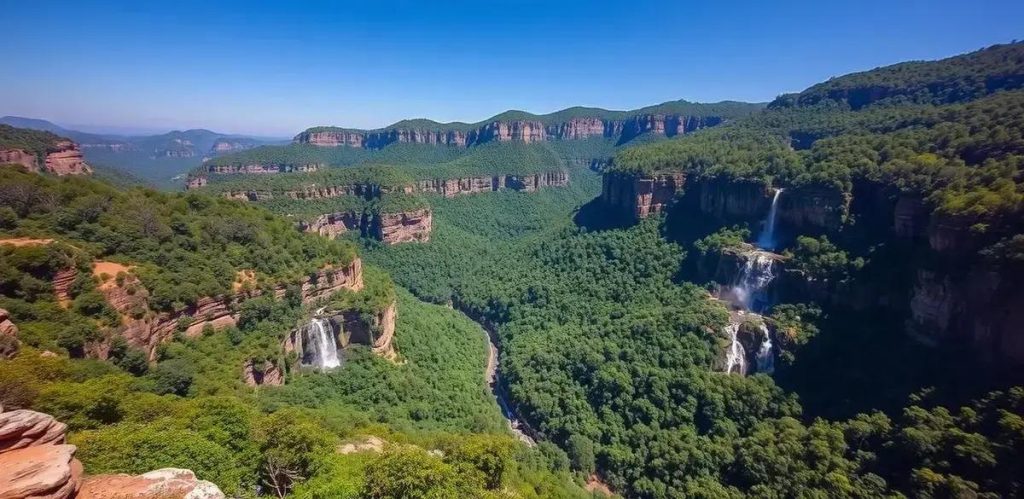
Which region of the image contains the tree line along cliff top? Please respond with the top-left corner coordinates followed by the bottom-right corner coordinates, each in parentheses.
top-left (299, 99), bottom-right (765, 135)
top-left (0, 124), bottom-right (70, 157)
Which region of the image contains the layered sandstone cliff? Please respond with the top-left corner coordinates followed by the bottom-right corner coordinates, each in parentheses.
top-left (242, 359), bottom-right (285, 387)
top-left (294, 114), bottom-right (724, 149)
top-left (0, 404), bottom-right (224, 499)
top-left (375, 209), bottom-right (432, 244)
top-left (91, 259), bottom-right (364, 360)
top-left (282, 297), bottom-right (398, 362)
top-left (220, 170), bottom-right (568, 202)
top-left (0, 405), bottom-right (82, 499)
top-left (0, 140), bottom-right (91, 176)
top-left (601, 171), bottom-right (686, 219)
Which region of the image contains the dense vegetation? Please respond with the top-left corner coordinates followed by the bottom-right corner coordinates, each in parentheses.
top-left (0, 124), bottom-right (66, 157)
top-left (0, 168), bottom-right (354, 312)
top-left (0, 168), bottom-right (586, 497)
top-left (4, 41), bottom-right (1024, 499)
top-left (303, 99), bottom-right (764, 134)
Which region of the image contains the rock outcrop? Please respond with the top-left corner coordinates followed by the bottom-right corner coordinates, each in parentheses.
top-left (0, 406), bottom-right (222, 499)
top-left (299, 209), bottom-right (433, 244)
top-left (242, 359), bottom-right (285, 387)
top-left (283, 297), bottom-right (398, 362)
top-left (601, 171), bottom-right (685, 219)
top-left (375, 209), bottom-right (432, 244)
top-left (691, 178), bottom-right (772, 221)
top-left (0, 405), bottom-right (82, 499)
top-left (0, 148), bottom-right (38, 172)
top-left (0, 443), bottom-right (82, 499)
top-left (91, 259), bottom-right (364, 360)
top-left (79, 468), bottom-right (224, 499)
top-left (45, 141), bottom-right (91, 175)
top-left (0, 140), bottom-right (90, 176)
top-left (0, 308), bottom-right (17, 337)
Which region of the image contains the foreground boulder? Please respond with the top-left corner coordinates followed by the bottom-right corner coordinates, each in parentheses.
top-left (78, 468), bottom-right (224, 499)
top-left (0, 405), bottom-right (82, 499)
top-left (0, 407), bottom-right (70, 453)
top-left (0, 444), bottom-right (82, 499)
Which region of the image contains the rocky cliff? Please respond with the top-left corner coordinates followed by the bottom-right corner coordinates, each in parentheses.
top-left (298, 208), bottom-right (433, 245)
top-left (0, 140), bottom-right (91, 176)
top-left (0, 403), bottom-right (224, 499)
top-left (909, 267), bottom-right (1024, 366)
top-left (90, 259), bottom-right (364, 360)
top-left (242, 359), bottom-right (285, 387)
top-left (282, 297), bottom-right (398, 362)
top-left (220, 170), bottom-right (568, 202)
top-left (0, 308), bottom-right (17, 338)
top-left (201, 162), bottom-right (321, 176)
top-left (601, 171), bottom-right (686, 219)
top-left (295, 113), bottom-right (726, 149)
top-left (776, 185), bottom-right (850, 234)
top-left (374, 209), bottom-right (432, 244)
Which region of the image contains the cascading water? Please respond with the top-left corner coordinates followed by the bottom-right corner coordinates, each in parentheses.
top-left (756, 188), bottom-right (783, 250)
top-left (300, 307), bottom-right (340, 370)
top-left (731, 252), bottom-right (776, 313)
top-left (723, 322), bottom-right (746, 375)
top-left (754, 322), bottom-right (774, 374)
top-left (721, 188), bottom-right (784, 375)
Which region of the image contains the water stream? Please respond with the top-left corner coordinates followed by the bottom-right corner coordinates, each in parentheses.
top-left (299, 307), bottom-right (341, 370)
top-left (722, 188), bottom-right (783, 375)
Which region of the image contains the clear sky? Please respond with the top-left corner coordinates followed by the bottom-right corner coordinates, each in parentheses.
top-left (1, 0), bottom-right (1021, 137)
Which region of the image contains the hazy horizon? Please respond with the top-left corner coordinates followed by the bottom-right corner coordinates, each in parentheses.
top-left (2, 0), bottom-right (1022, 136)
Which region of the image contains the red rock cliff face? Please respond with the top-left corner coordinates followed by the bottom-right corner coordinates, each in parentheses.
top-left (601, 171), bottom-right (686, 219)
top-left (375, 209), bottom-right (432, 244)
top-left (44, 141), bottom-right (91, 175)
top-left (0, 149), bottom-right (40, 172)
top-left (93, 259), bottom-right (364, 360)
top-left (282, 297), bottom-right (398, 362)
top-left (0, 405), bottom-right (82, 499)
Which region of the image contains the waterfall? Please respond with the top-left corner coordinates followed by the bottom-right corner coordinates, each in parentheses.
top-left (731, 251), bottom-right (776, 313)
top-left (300, 308), bottom-right (340, 370)
top-left (723, 322), bottom-right (746, 374)
top-left (754, 322), bottom-right (774, 374)
top-left (756, 188), bottom-right (783, 250)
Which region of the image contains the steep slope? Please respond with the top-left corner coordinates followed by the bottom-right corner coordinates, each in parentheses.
top-left (0, 124), bottom-right (91, 175)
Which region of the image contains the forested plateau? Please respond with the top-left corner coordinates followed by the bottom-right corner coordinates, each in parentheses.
top-left (1, 42), bottom-right (1024, 499)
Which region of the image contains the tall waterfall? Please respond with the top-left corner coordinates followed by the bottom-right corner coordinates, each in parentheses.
top-left (300, 308), bottom-right (340, 370)
top-left (731, 252), bottom-right (776, 313)
top-left (756, 188), bottom-right (783, 250)
top-left (723, 322), bottom-right (746, 374)
top-left (754, 322), bottom-right (774, 374)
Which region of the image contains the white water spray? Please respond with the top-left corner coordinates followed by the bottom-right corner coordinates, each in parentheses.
top-left (731, 252), bottom-right (776, 313)
top-left (723, 322), bottom-right (746, 375)
top-left (300, 307), bottom-right (340, 370)
top-left (756, 188), bottom-right (783, 250)
top-left (754, 322), bottom-right (774, 374)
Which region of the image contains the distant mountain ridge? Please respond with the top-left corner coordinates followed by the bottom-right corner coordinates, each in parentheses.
top-left (295, 100), bottom-right (764, 148)
top-left (0, 116), bottom-right (286, 187)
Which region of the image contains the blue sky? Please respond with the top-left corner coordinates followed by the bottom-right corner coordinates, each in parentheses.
top-left (1, 0), bottom-right (1021, 136)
